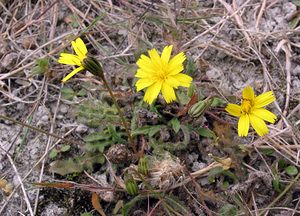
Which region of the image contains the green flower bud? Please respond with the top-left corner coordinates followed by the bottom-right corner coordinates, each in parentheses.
top-left (188, 97), bottom-right (213, 118)
top-left (124, 174), bottom-right (138, 196)
top-left (82, 56), bottom-right (104, 78)
top-left (138, 157), bottom-right (149, 176)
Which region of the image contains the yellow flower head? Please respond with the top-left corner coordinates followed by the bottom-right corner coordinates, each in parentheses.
top-left (135, 45), bottom-right (193, 104)
top-left (225, 86), bottom-right (277, 137)
top-left (58, 38), bottom-right (87, 82)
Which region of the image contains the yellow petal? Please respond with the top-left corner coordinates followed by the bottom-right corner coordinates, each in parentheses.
top-left (168, 65), bottom-right (185, 76)
top-left (148, 48), bottom-right (162, 69)
top-left (168, 52), bottom-right (186, 75)
top-left (254, 91), bottom-right (275, 108)
top-left (249, 114), bottom-right (269, 136)
top-left (135, 78), bottom-right (156, 91)
top-left (165, 76), bottom-right (181, 88)
top-left (252, 108), bottom-right (277, 124)
top-left (136, 54), bottom-right (157, 72)
top-left (72, 38), bottom-right (87, 59)
top-left (135, 69), bottom-right (151, 78)
top-left (238, 114), bottom-right (250, 137)
top-left (172, 73), bottom-right (192, 87)
top-left (161, 82), bottom-right (176, 103)
top-left (161, 45), bottom-right (172, 65)
top-left (62, 66), bottom-right (84, 82)
top-left (242, 86), bottom-right (255, 101)
top-left (143, 80), bottom-right (163, 104)
top-left (58, 53), bottom-right (82, 66)
top-left (225, 104), bottom-right (242, 117)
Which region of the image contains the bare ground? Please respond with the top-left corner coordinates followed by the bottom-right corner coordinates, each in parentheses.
top-left (0, 0), bottom-right (300, 215)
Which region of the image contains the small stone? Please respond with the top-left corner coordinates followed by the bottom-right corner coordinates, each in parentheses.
top-left (56, 115), bottom-right (64, 120)
top-left (2, 53), bottom-right (18, 69)
top-left (191, 162), bottom-right (207, 172)
top-left (206, 67), bottom-right (222, 79)
top-left (16, 103), bottom-right (25, 111)
top-left (59, 104), bottom-right (69, 114)
top-left (75, 124), bottom-right (88, 134)
top-left (41, 203), bottom-right (67, 216)
top-left (37, 115), bottom-right (49, 126)
top-left (292, 65), bottom-right (300, 76)
top-left (12, 175), bottom-right (20, 187)
top-left (94, 174), bottom-right (115, 202)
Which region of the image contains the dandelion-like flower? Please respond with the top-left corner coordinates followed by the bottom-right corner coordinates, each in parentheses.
top-left (225, 86), bottom-right (277, 137)
top-left (58, 38), bottom-right (88, 82)
top-left (135, 45), bottom-right (193, 104)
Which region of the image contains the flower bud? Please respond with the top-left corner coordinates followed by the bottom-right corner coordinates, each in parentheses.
top-left (82, 56), bottom-right (104, 78)
top-left (124, 174), bottom-right (138, 196)
top-left (138, 157), bottom-right (149, 176)
top-left (188, 97), bottom-right (213, 118)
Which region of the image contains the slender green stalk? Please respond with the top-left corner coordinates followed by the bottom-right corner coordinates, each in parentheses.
top-left (100, 75), bottom-right (136, 153)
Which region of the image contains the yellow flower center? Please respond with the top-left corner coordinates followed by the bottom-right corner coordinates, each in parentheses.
top-left (241, 99), bottom-right (252, 114)
top-left (158, 70), bottom-right (168, 81)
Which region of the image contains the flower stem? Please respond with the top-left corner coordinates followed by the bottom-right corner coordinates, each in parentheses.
top-left (100, 75), bottom-right (136, 153)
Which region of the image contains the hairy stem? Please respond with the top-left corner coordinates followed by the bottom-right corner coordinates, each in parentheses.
top-left (100, 75), bottom-right (136, 153)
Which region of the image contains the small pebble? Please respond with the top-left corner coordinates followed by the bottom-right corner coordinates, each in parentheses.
top-left (2, 53), bottom-right (18, 69)
top-left (59, 104), bottom-right (69, 114)
top-left (75, 124), bottom-right (88, 134)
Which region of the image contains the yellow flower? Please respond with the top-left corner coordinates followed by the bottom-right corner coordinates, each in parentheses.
top-left (225, 86), bottom-right (277, 137)
top-left (135, 45), bottom-right (193, 104)
top-left (58, 38), bottom-right (87, 82)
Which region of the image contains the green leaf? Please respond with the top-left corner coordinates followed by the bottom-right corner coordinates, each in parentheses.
top-left (49, 149), bottom-right (58, 159)
top-left (176, 90), bottom-right (191, 105)
top-left (187, 83), bottom-right (196, 98)
top-left (74, 100), bottom-right (120, 127)
top-left (81, 153), bottom-right (106, 170)
top-left (260, 148), bottom-right (274, 156)
top-left (80, 212), bottom-right (93, 216)
top-left (180, 125), bottom-right (190, 145)
top-left (208, 167), bottom-right (224, 183)
top-left (169, 118), bottom-right (181, 133)
top-left (278, 159), bottom-right (286, 170)
top-left (85, 140), bottom-right (112, 153)
top-left (198, 127), bottom-right (217, 139)
top-left (84, 132), bottom-right (111, 142)
top-left (32, 58), bottom-right (49, 75)
top-left (293, 0), bottom-right (300, 6)
top-left (285, 165), bottom-right (298, 176)
top-left (49, 158), bottom-right (84, 175)
top-left (223, 170), bottom-right (238, 183)
top-left (222, 181), bottom-right (230, 190)
top-left (61, 87), bottom-right (76, 100)
top-left (289, 15), bottom-right (300, 29)
top-left (131, 126), bottom-right (152, 136)
top-left (211, 97), bottom-right (226, 107)
top-left (122, 194), bottom-right (148, 216)
top-left (149, 125), bottom-right (162, 137)
top-left (185, 57), bottom-right (197, 76)
top-left (60, 145), bottom-right (71, 152)
top-left (272, 175), bottom-right (282, 192)
top-left (219, 204), bottom-right (238, 216)
top-left (77, 89), bottom-right (87, 97)
top-left (131, 125), bottom-right (162, 137)
top-left (107, 124), bottom-right (124, 143)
